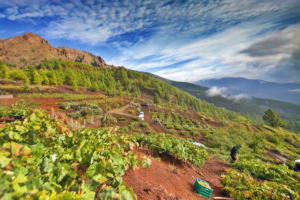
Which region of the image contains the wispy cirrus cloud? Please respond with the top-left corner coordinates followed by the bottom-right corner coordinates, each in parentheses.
top-left (0, 0), bottom-right (299, 83)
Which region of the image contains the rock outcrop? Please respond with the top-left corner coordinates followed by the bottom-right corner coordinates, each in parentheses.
top-left (0, 32), bottom-right (107, 68)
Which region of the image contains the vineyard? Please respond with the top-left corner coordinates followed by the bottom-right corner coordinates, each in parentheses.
top-left (0, 105), bottom-right (213, 199)
top-left (0, 107), bottom-right (147, 199)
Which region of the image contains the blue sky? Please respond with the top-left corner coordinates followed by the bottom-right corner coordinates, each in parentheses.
top-left (0, 0), bottom-right (300, 83)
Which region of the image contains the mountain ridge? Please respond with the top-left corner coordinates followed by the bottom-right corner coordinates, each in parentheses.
top-left (194, 77), bottom-right (300, 105)
top-left (0, 32), bottom-right (110, 68)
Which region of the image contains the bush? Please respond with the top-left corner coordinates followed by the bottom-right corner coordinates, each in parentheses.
top-left (174, 124), bottom-right (183, 130)
top-left (128, 110), bottom-right (135, 114)
top-left (106, 106), bottom-right (112, 111)
top-left (24, 83), bottom-right (29, 91)
top-left (181, 131), bottom-right (190, 136)
top-left (141, 123), bottom-right (149, 127)
top-left (192, 131), bottom-right (201, 136)
top-left (123, 126), bottom-right (129, 132)
top-left (146, 130), bottom-right (157, 134)
top-left (166, 124), bottom-right (174, 129)
top-left (183, 125), bottom-right (192, 131)
top-left (134, 129), bottom-right (141, 132)
top-left (133, 116), bottom-right (142, 122)
top-left (118, 118), bottom-right (127, 121)
top-left (61, 101), bottom-right (103, 119)
top-left (169, 129), bottom-right (177, 134)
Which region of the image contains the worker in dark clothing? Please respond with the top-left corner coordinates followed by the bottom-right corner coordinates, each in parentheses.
top-left (295, 160), bottom-right (300, 172)
top-left (230, 145), bottom-right (242, 162)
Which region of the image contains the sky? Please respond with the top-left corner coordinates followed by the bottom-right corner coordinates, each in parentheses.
top-left (0, 0), bottom-right (300, 83)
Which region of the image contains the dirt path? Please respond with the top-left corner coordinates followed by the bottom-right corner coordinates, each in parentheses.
top-left (107, 104), bottom-right (131, 116)
top-left (124, 150), bottom-right (231, 200)
top-left (143, 105), bottom-right (168, 133)
top-left (264, 150), bottom-right (287, 162)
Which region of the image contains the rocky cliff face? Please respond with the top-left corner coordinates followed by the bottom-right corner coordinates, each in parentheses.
top-left (0, 32), bottom-right (107, 68)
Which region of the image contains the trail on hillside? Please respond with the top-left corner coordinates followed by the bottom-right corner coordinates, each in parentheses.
top-left (143, 105), bottom-right (168, 133)
top-left (124, 150), bottom-right (231, 200)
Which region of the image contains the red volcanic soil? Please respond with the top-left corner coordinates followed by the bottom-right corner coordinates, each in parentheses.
top-left (124, 150), bottom-right (231, 200)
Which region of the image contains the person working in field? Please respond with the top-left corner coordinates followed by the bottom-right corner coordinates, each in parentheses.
top-left (295, 160), bottom-right (300, 172)
top-left (230, 145), bottom-right (242, 162)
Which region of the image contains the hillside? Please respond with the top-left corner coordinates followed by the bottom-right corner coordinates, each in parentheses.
top-left (1, 59), bottom-right (300, 199)
top-left (194, 77), bottom-right (300, 105)
top-left (145, 73), bottom-right (300, 133)
top-left (0, 32), bottom-right (109, 68)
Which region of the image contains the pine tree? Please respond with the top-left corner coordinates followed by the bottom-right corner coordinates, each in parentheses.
top-left (90, 82), bottom-right (99, 92)
top-left (263, 109), bottom-right (286, 127)
top-left (119, 87), bottom-right (123, 97)
top-left (33, 71), bottom-right (41, 85)
top-left (24, 83), bottom-right (29, 91)
top-left (73, 82), bottom-right (78, 92)
top-left (0, 61), bottom-right (9, 78)
top-left (87, 77), bottom-right (92, 88)
top-left (154, 93), bottom-right (161, 105)
top-left (44, 76), bottom-right (50, 85)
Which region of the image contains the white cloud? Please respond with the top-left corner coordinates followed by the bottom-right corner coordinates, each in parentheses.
top-left (206, 86), bottom-right (228, 98)
top-left (289, 88), bottom-right (300, 92)
top-left (205, 86), bottom-right (251, 101)
top-left (0, 0), bottom-right (299, 83)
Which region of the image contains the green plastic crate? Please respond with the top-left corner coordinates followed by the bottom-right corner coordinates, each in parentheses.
top-left (194, 178), bottom-right (213, 199)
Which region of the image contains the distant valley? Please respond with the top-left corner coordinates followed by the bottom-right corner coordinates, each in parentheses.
top-left (194, 77), bottom-right (300, 105)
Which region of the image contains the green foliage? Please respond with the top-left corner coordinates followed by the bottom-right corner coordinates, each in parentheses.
top-left (118, 118), bottom-right (127, 121)
top-left (169, 129), bottom-right (177, 134)
top-left (61, 101), bottom-right (102, 119)
top-left (263, 109), bottom-right (287, 128)
top-left (0, 108), bottom-right (145, 199)
top-left (174, 124), bottom-right (183, 130)
top-left (133, 116), bottom-right (142, 122)
top-left (181, 131), bottom-right (190, 136)
top-left (20, 93), bottom-right (105, 101)
top-left (141, 123), bottom-right (149, 127)
top-left (128, 110), bottom-right (135, 114)
top-left (23, 83), bottom-right (29, 91)
top-left (73, 82), bottom-right (78, 92)
top-left (90, 82), bottom-right (99, 92)
top-left (232, 159), bottom-right (295, 182)
top-left (192, 131), bottom-right (201, 136)
top-left (136, 133), bottom-right (209, 167)
top-left (153, 93), bottom-right (161, 105)
top-left (221, 169), bottom-right (299, 200)
top-left (166, 124), bottom-right (174, 129)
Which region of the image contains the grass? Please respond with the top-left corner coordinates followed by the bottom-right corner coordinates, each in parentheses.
top-left (141, 123), bottom-right (149, 127)
top-left (128, 110), bottom-right (135, 114)
top-left (20, 93), bottom-right (106, 101)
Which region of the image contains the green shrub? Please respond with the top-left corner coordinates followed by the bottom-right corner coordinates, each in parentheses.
top-left (128, 110), bottom-right (135, 114)
top-left (183, 125), bottom-right (192, 131)
top-left (146, 130), bottom-right (157, 134)
top-left (133, 116), bottom-right (142, 122)
top-left (166, 124), bottom-right (174, 129)
top-left (141, 123), bottom-right (149, 127)
top-left (123, 126), bottom-right (129, 132)
top-left (169, 129), bottom-right (177, 134)
top-left (61, 101), bottom-right (103, 119)
top-left (174, 124), bottom-right (183, 130)
top-left (118, 118), bottom-right (127, 121)
top-left (106, 106), bottom-right (112, 111)
top-left (181, 131), bottom-right (190, 136)
top-left (134, 129), bottom-right (141, 132)
top-left (192, 131), bottom-right (201, 136)
top-left (24, 83), bottom-right (29, 91)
